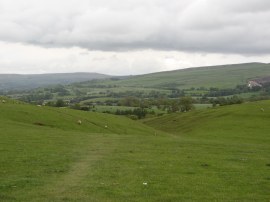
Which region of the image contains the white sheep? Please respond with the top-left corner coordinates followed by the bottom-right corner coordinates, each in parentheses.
top-left (77, 120), bottom-right (82, 125)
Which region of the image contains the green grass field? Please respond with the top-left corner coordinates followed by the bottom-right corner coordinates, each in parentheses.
top-left (0, 97), bottom-right (270, 201)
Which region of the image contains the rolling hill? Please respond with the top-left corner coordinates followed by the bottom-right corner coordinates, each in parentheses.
top-left (80, 62), bottom-right (270, 89)
top-left (0, 72), bottom-right (111, 91)
top-left (2, 63), bottom-right (270, 106)
top-left (0, 97), bottom-right (269, 201)
top-left (3, 62), bottom-right (270, 94)
top-left (22, 62), bottom-right (269, 107)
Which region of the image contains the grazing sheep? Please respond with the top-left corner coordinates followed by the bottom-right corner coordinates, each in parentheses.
top-left (2, 100), bottom-right (6, 103)
top-left (261, 108), bottom-right (265, 112)
top-left (77, 120), bottom-right (82, 125)
top-left (105, 125), bottom-right (108, 128)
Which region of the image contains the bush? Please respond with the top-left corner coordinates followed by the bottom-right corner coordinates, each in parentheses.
top-left (55, 99), bottom-right (65, 107)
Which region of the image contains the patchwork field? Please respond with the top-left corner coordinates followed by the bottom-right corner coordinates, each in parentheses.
top-left (0, 98), bottom-right (270, 201)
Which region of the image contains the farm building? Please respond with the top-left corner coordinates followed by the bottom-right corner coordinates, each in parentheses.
top-left (247, 81), bottom-right (262, 89)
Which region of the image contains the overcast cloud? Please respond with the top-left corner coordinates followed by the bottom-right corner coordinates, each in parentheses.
top-left (0, 0), bottom-right (269, 74)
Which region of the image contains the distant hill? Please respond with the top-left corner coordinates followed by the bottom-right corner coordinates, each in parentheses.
top-left (0, 72), bottom-right (111, 91)
top-left (2, 63), bottom-right (270, 92)
top-left (81, 62), bottom-right (270, 89)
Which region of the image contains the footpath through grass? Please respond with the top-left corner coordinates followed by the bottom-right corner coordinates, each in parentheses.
top-left (0, 98), bottom-right (270, 201)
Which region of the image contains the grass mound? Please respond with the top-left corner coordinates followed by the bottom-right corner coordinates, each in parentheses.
top-left (0, 100), bottom-right (154, 135)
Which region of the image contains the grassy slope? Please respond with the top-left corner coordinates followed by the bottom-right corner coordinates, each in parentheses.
top-left (0, 99), bottom-right (161, 201)
top-left (86, 63), bottom-right (270, 89)
top-left (1, 97), bottom-right (270, 201)
top-left (143, 101), bottom-right (270, 201)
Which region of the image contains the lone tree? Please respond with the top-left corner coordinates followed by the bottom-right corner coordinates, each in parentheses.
top-left (55, 99), bottom-right (65, 107)
top-left (179, 96), bottom-right (194, 112)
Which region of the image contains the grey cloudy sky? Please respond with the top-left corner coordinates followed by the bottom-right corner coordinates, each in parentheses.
top-left (0, 0), bottom-right (269, 75)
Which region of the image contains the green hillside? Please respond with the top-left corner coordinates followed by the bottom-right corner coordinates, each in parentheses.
top-left (120, 62), bottom-right (270, 88)
top-left (0, 98), bottom-right (153, 135)
top-left (1, 97), bottom-right (270, 201)
top-left (143, 101), bottom-right (270, 200)
top-left (83, 62), bottom-right (270, 89)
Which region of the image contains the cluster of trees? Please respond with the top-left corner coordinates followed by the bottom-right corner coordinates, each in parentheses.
top-left (166, 97), bottom-right (194, 113)
top-left (168, 89), bottom-right (185, 98)
top-left (205, 85), bottom-right (260, 97)
top-left (109, 91), bottom-right (151, 98)
top-left (45, 99), bottom-right (68, 107)
top-left (67, 96), bottom-right (195, 119)
top-left (115, 108), bottom-right (148, 119)
top-left (70, 103), bottom-right (91, 111)
top-left (117, 96), bottom-right (194, 113)
top-left (260, 84), bottom-right (270, 95)
top-left (45, 85), bottom-right (71, 96)
top-left (211, 96), bottom-right (244, 106)
top-left (108, 89), bottom-right (186, 99)
top-left (17, 85), bottom-right (72, 103)
top-left (20, 92), bottom-right (53, 103)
